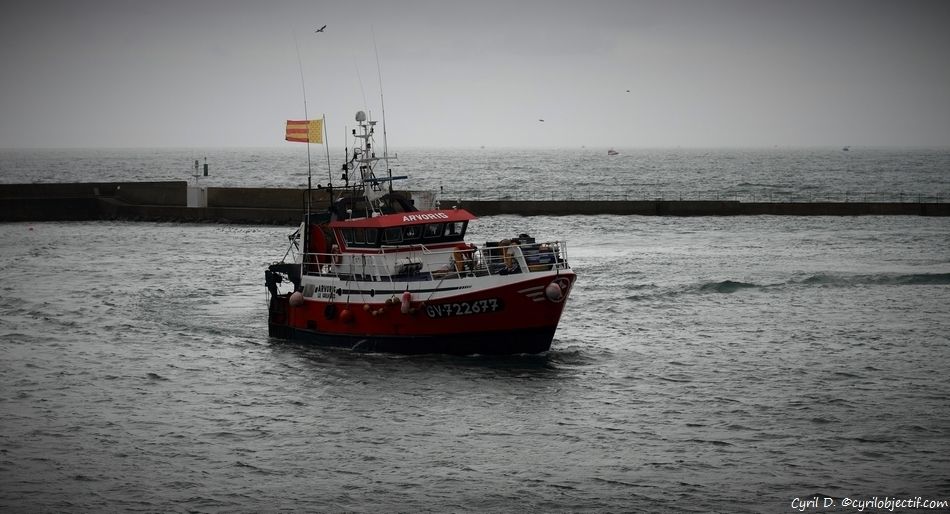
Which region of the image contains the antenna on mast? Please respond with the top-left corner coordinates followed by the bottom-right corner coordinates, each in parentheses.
top-left (355, 61), bottom-right (369, 117)
top-left (372, 28), bottom-right (393, 193)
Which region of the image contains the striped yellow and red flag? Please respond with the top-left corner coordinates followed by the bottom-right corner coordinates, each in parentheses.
top-left (285, 119), bottom-right (323, 143)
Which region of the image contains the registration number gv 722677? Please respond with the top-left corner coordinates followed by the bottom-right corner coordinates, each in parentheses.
top-left (425, 298), bottom-right (504, 319)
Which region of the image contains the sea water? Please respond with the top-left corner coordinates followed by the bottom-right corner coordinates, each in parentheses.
top-left (1, 214), bottom-right (948, 512)
top-left (2, 147), bottom-right (950, 202)
top-left (1, 148), bottom-right (949, 511)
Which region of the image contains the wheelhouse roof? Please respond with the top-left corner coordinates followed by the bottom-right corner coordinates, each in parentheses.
top-left (328, 208), bottom-right (476, 229)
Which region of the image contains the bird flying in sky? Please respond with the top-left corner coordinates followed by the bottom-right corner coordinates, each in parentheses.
top-left (315, 25), bottom-right (327, 33)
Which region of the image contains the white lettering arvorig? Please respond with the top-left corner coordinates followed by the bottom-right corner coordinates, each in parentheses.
top-left (402, 212), bottom-right (450, 222)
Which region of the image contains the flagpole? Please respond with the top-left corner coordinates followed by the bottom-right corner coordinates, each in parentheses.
top-left (323, 114), bottom-right (331, 186)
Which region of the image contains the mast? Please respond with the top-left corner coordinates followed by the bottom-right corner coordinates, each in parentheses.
top-left (291, 29), bottom-right (316, 271)
top-left (292, 31), bottom-right (313, 218)
top-left (372, 30), bottom-right (393, 194)
top-left (353, 110), bottom-right (384, 216)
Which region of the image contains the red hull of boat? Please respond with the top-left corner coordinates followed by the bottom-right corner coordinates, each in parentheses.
top-left (268, 272), bottom-right (575, 354)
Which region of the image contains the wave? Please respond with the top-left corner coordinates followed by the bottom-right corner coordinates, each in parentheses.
top-left (645, 272), bottom-right (950, 298)
top-left (735, 181), bottom-right (783, 188)
top-left (798, 272), bottom-right (950, 287)
top-left (701, 273), bottom-right (950, 293)
top-left (697, 280), bottom-right (760, 294)
top-left (612, 279), bottom-right (775, 299)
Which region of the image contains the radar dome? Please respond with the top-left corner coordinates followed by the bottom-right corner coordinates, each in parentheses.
top-left (355, 111), bottom-right (367, 122)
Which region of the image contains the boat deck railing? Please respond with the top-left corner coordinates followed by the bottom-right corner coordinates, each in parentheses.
top-left (302, 240), bottom-right (570, 282)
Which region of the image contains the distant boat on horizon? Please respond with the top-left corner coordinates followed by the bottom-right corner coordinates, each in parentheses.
top-left (607, 148), bottom-right (619, 156)
top-left (842, 146), bottom-right (850, 151)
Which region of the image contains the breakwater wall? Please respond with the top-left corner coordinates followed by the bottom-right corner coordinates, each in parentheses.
top-left (1, 182), bottom-right (325, 224)
top-left (458, 200), bottom-right (949, 217)
top-left (2, 182), bottom-right (947, 223)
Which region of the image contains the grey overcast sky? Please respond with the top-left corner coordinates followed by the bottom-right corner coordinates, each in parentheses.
top-left (1, 0), bottom-right (949, 148)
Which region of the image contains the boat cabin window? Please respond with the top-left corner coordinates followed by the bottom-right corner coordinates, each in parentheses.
top-left (340, 227), bottom-right (381, 248)
top-left (365, 228), bottom-right (378, 245)
top-left (383, 227), bottom-right (402, 244)
top-left (376, 220), bottom-right (468, 246)
top-left (402, 225), bottom-right (421, 243)
top-left (341, 228), bottom-right (355, 245)
top-left (443, 221), bottom-right (467, 241)
top-left (423, 223), bottom-right (443, 239)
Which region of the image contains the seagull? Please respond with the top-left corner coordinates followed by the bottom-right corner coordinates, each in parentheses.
top-left (315, 25), bottom-right (327, 33)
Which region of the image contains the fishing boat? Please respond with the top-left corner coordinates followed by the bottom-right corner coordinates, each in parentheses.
top-left (607, 148), bottom-right (619, 156)
top-left (264, 111), bottom-right (576, 355)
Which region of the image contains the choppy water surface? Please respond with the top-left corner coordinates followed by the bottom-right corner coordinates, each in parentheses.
top-left (1, 215), bottom-right (948, 512)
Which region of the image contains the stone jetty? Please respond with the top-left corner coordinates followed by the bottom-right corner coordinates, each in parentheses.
top-left (2, 181), bottom-right (946, 224)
